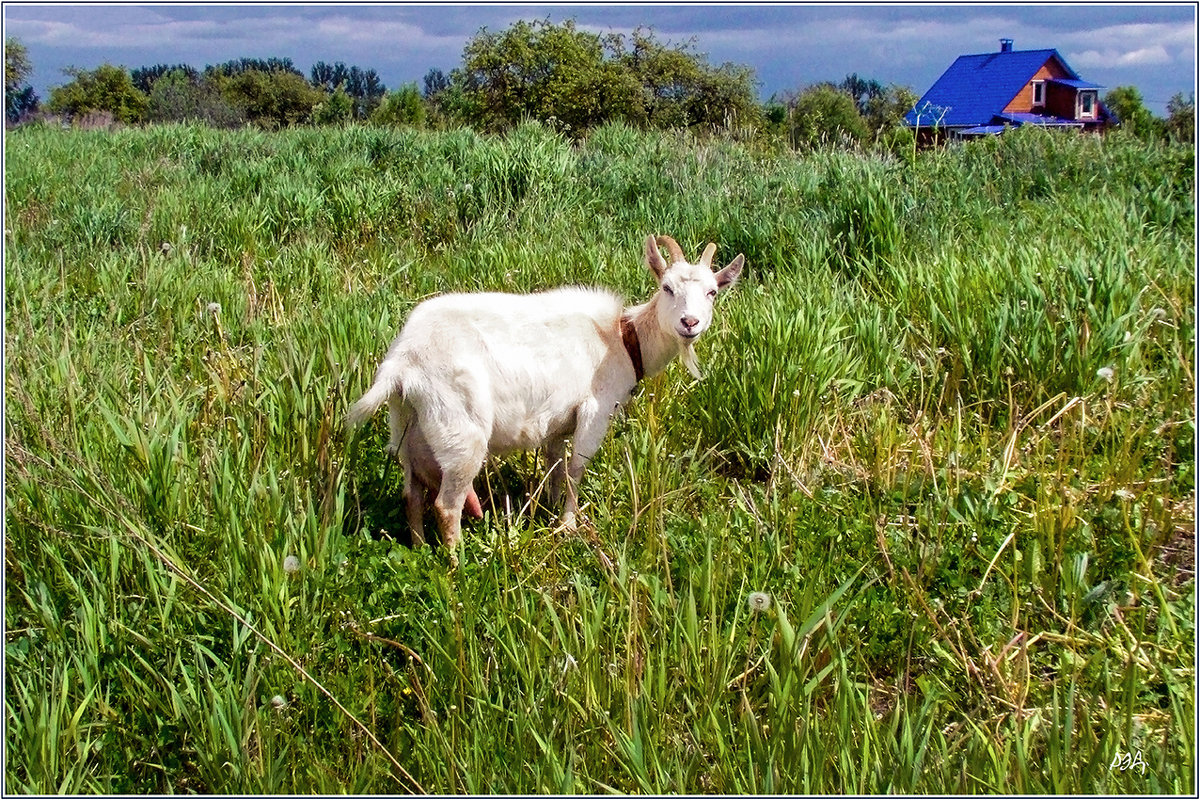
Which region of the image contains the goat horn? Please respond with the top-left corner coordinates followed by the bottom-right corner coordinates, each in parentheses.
top-left (699, 243), bottom-right (717, 268)
top-left (656, 235), bottom-right (686, 265)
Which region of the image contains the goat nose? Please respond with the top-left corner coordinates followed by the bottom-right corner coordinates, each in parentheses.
top-left (681, 315), bottom-right (699, 329)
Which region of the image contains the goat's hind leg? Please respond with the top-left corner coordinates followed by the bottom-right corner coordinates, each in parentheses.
top-left (385, 393), bottom-right (409, 457)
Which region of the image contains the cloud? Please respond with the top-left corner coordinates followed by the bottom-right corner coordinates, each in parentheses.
top-left (1058, 22), bottom-right (1193, 68)
top-left (311, 15), bottom-right (462, 54)
top-left (10, 14), bottom-right (284, 50)
top-left (1069, 46), bottom-right (1172, 69)
top-left (8, 9), bottom-right (460, 56)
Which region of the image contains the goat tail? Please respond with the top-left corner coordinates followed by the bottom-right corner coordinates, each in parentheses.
top-left (346, 358), bottom-right (405, 429)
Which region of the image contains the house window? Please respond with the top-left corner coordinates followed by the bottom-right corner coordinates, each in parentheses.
top-left (1078, 91), bottom-right (1096, 119)
top-left (1031, 80), bottom-right (1045, 106)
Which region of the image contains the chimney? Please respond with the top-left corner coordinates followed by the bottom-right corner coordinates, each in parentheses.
top-left (1000, 38), bottom-right (1013, 53)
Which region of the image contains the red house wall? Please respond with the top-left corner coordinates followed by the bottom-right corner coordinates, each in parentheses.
top-left (1045, 82), bottom-right (1080, 119)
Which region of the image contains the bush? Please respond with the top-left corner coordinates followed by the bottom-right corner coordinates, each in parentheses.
top-left (312, 87), bottom-right (354, 126)
top-left (369, 84), bottom-right (425, 128)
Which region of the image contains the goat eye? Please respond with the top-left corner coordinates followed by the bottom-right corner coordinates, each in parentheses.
top-left (707, 289), bottom-right (717, 299)
top-left (661, 285), bottom-right (674, 296)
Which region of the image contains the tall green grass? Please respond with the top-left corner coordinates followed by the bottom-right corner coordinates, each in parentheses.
top-left (4, 120), bottom-right (1194, 792)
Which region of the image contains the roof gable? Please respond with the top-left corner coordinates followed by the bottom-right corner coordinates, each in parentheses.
top-left (906, 48), bottom-right (1079, 127)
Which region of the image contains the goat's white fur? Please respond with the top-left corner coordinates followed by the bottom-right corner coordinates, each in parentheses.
top-left (347, 235), bottom-right (743, 564)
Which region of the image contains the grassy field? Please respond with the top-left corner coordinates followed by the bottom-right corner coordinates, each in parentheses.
top-left (3, 120), bottom-right (1195, 793)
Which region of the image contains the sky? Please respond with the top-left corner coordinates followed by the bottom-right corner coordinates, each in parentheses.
top-left (4, 3), bottom-right (1196, 117)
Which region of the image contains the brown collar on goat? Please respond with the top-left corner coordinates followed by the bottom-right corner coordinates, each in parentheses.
top-left (619, 316), bottom-right (644, 383)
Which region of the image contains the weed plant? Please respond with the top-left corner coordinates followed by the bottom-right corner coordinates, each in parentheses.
top-left (4, 121), bottom-right (1194, 792)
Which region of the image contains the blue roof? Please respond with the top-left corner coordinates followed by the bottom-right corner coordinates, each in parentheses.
top-left (1050, 78), bottom-right (1103, 89)
top-left (959, 125), bottom-right (1008, 136)
top-left (904, 47), bottom-right (1078, 127)
top-left (996, 112), bottom-right (1082, 126)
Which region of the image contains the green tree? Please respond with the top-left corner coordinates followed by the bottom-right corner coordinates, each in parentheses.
top-left (210, 68), bottom-right (323, 129)
top-left (131, 63), bottom-right (199, 94)
top-left (456, 18), bottom-right (640, 133)
top-left (839, 72), bottom-right (884, 116)
top-left (47, 63), bottom-right (148, 124)
top-left (619, 26), bottom-right (760, 132)
top-left (621, 26), bottom-right (700, 127)
top-left (422, 67), bottom-right (450, 100)
top-left (147, 69), bottom-right (244, 127)
top-left (1104, 85), bottom-right (1163, 140)
top-left (686, 61), bottom-right (762, 133)
top-left (781, 83), bottom-right (869, 150)
top-left (864, 83), bottom-right (917, 142)
top-left (369, 83), bottom-right (426, 128)
top-left (1165, 91), bottom-right (1194, 143)
top-left (420, 68), bottom-right (459, 127)
top-left (5, 36), bottom-right (31, 92)
top-left (453, 19), bottom-right (760, 135)
top-left (310, 61), bottom-right (386, 120)
top-left (5, 37), bottom-right (39, 122)
top-left (205, 57), bottom-right (303, 79)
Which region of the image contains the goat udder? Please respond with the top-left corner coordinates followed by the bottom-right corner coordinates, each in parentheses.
top-left (464, 488), bottom-right (484, 519)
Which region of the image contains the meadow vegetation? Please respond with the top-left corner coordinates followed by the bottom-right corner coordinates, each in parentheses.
top-left (4, 120), bottom-right (1194, 792)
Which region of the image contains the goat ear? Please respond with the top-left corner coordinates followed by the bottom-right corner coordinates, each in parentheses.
top-left (644, 235), bottom-right (667, 279)
top-left (715, 254), bottom-right (744, 290)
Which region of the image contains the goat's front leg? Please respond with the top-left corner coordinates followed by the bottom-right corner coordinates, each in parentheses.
top-left (562, 406), bottom-right (616, 530)
top-left (544, 435), bottom-right (568, 513)
top-left (401, 460), bottom-right (426, 546)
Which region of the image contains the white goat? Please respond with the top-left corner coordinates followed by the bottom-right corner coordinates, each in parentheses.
top-left (347, 235), bottom-right (743, 564)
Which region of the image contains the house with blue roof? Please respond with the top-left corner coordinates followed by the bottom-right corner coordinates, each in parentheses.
top-left (905, 39), bottom-right (1113, 138)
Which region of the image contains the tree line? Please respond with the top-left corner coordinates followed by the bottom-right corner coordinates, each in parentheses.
top-left (5, 19), bottom-right (1194, 148)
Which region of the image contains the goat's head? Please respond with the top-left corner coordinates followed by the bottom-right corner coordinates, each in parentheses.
top-left (642, 234), bottom-right (743, 380)
top-left (644, 234), bottom-right (743, 342)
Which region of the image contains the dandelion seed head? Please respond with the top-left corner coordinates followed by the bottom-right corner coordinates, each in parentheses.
top-left (270, 694), bottom-right (286, 709)
top-left (283, 555), bottom-right (300, 574)
top-left (1096, 366), bottom-right (1114, 382)
top-left (747, 591), bottom-right (771, 613)
top-left (207, 302), bottom-right (221, 315)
